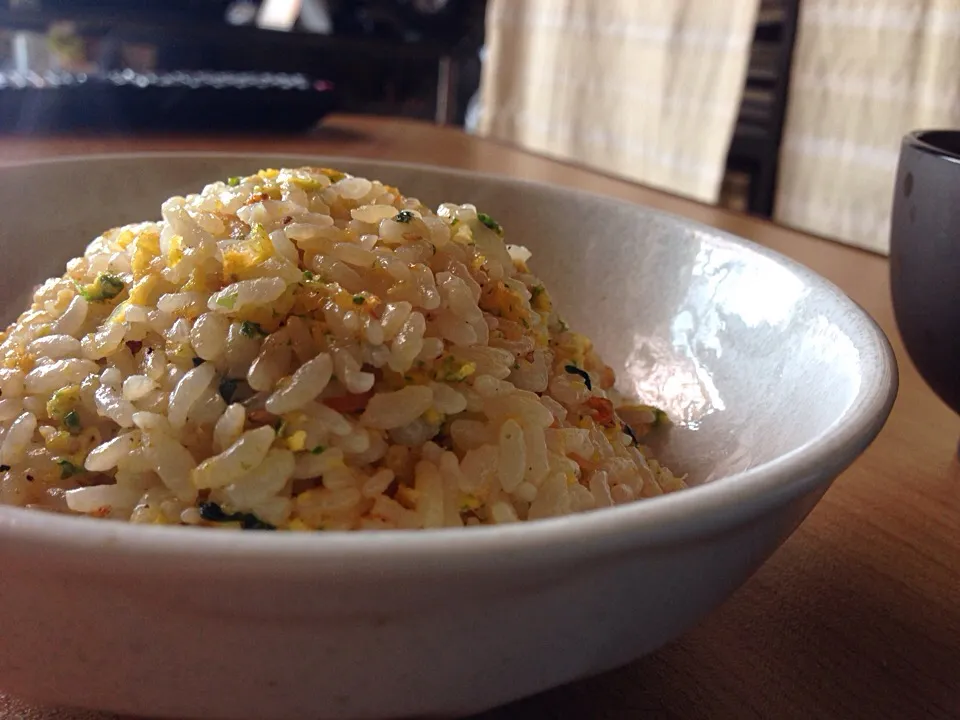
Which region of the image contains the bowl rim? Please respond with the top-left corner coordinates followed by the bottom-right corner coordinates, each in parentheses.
top-left (904, 130), bottom-right (960, 165)
top-left (0, 152), bottom-right (899, 573)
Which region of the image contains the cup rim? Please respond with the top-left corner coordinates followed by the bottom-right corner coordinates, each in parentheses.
top-left (906, 130), bottom-right (960, 164)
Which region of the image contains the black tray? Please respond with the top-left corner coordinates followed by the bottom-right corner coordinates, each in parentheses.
top-left (0, 70), bottom-right (336, 134)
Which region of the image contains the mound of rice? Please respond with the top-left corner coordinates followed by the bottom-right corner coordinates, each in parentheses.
top-left (0, 167), bottom-right (684, 530)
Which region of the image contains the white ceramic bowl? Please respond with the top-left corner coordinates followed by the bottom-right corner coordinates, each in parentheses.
top-left (0, 155), bottom-right (896, 720)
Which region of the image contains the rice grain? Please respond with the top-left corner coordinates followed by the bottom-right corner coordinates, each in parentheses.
top-left (0, 166), bottom-right (682, 530)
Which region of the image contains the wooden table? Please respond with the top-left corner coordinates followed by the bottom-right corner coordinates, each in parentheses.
top-left (1, 116), bottom-right (957, 720)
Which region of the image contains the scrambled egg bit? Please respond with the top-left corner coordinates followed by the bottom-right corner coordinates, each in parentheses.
top-left (222, 224), bottom-right (273, 281)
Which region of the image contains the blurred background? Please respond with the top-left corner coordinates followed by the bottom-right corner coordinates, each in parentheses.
top-left (1, 0), bottom-right (955, 253)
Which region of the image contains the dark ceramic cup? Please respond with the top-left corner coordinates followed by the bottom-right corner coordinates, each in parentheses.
top-left (890, 130), bottom-right (960, 418)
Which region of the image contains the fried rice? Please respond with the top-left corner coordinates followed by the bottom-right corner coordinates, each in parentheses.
top-left (0, 167), bottom-right (684, 530)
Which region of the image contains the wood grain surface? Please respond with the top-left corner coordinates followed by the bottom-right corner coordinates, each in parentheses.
top-left (0, 116), bottom-right (957, 720)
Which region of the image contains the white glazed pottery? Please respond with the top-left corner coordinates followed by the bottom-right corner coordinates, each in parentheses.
top-left (0, 155), bottom-right (897, 720)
